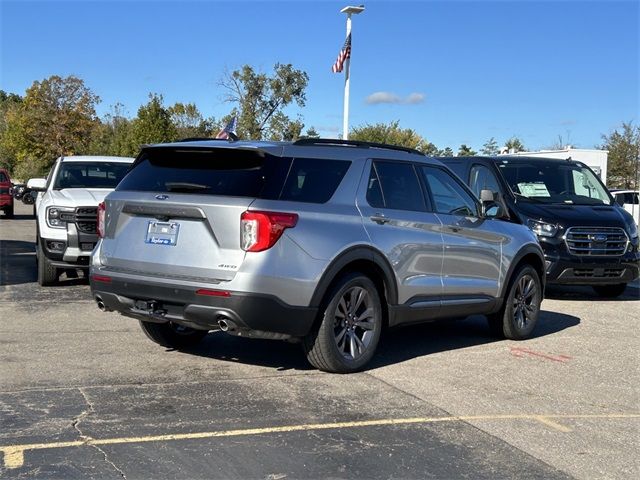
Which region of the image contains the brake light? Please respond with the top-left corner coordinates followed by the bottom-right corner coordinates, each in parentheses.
top-left (240, 211), bottom-right (298, 252)
top-left (97, 201), bottom-right (106, 238)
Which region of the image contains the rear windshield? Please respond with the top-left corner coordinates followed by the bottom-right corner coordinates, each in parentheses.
top-left (53, 162), bottom-right (131, 190)
top-left (116, 147), bottom-right (351, 204)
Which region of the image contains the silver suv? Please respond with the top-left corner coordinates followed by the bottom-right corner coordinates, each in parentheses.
top-left (90, 139), bottom-right (545, 373)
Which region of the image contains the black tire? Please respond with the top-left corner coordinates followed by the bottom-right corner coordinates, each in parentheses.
top-left (303, 272), bottom-right (383, 373)
top-left (139, 320), bottom-right (208, 349)
top-left (4, 204), bottom-right (14, 219)
top-left (592, 284), bottom-right (627, 298)
top-left (488, 264), bottom-right (542, 340)
top-left (37, 239), bottom-right (58, 286)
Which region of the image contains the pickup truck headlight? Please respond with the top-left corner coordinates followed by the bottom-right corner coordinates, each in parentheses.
top-left (46, 206), bottom-right (74, 228)
top-left (527, 219), bottom-right (558, 237)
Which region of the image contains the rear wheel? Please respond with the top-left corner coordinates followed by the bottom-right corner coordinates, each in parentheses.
top-left (37, 239), bottom-right (58, 286)
top-left (488, 265), bottom-right (542, 340)
top-left (592, 284), bottom-right (627, 298)
top-left (303, 273), bottom-right (383, 373)
top-left (139, 320), bottom-right (208, 349)
top-left (3, 204), bottom-right (14, 218)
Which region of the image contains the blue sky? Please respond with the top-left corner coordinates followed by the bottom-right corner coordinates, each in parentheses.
top-left (1, 0), bottom-right (638, 151)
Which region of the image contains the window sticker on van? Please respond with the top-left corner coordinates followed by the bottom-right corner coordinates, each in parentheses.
top-left (518, 182), bottom-right (550, 197)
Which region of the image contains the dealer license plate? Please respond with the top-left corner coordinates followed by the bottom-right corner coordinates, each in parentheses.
top-left (145, 221), bottom-right (180, 246)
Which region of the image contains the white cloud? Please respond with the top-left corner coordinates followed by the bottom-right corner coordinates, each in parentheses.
top-left (365, 91), bottom-right (425, 105)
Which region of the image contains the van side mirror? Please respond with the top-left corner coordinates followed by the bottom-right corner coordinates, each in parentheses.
top-left (27, 178), bottom-right (47, 191)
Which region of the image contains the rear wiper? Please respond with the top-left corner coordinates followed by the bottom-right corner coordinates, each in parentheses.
top-left (165, 182), bottom-right (211, 192)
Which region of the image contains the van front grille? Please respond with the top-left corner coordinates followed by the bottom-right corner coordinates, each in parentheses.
top-left (564, 227), bottom-right (628, 256)
top-left (75, 206), bottom-right (98, 234)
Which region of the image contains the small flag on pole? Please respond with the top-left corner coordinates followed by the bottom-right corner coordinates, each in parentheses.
top-left (216, 116), bottom-right (238, 140)
top-left (331, 33), bottom-right (351, 73)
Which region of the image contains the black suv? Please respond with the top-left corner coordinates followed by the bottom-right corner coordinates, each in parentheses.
top-left (440, 156), bottom-right (639, 298)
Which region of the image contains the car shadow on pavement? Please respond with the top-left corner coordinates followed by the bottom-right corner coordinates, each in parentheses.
top-left (0, 239), bottom-right (37, 285)
top-left (545, 284), bottom-right (640, 301)
top-left (175, 309), bottom-right (580, 372)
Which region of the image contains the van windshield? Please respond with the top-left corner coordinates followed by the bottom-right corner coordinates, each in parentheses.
top-left (497, 160), bottom-right (612, 205)
top-left (53, 162), bottom-right (131, 190)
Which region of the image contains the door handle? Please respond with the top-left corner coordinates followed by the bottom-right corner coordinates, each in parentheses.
top-left (448, 226), bottom-right (462, 233)
top-left (370, 214), bottom-right (390, 225)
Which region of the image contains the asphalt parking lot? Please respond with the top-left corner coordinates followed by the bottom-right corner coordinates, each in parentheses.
top-left (1, 201), bottom-right (638, 479)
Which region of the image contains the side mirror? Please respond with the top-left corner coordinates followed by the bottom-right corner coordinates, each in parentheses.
top-left (483, 201), bottom-right (504, 218)
top-left (27, 178), bottom-right (47, 191)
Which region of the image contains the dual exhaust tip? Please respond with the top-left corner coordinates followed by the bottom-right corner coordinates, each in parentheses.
top-left (94, 295), bottom-right (237, 333)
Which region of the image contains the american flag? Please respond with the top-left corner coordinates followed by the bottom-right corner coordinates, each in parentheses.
top-left (216, 116), bottom-right (238, 140)
top-left (331, 33), bottom-right (351, 73)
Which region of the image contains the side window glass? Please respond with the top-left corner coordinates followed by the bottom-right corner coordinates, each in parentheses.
top-left (422, 166), bottom-right (478, 217)
top-left (469, 164), bottom-right (501, 198)
top-left (372, 161), bottom-right (425, 211)
top-left (0, 172), bottom-right (6, 182)
top-left (366, 167), bottom-right (384, 208)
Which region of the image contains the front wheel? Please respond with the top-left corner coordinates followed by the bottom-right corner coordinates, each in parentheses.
top-left (37, 239), bottom-right (58, 286)
top-left (592, 284), bottom-right (627, 298)
top-left (139, 320), bottom-right (208, 349)
top-left (488, 265), bottom-right (542, 340)
top-left (303, 273), bottom-right (383, 373)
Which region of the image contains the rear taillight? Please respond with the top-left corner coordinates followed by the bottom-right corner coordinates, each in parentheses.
top-left (97, 201), bottom-right (106, 238)
top-left (240, 210), bottom-right (298, 252)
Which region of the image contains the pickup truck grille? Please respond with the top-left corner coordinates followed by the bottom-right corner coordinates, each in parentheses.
top-left (565, 227), bottom-right (628, 256)
top-left (75, 206), bottom-right (98, 234)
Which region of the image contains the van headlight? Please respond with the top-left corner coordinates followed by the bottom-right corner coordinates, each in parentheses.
top-left (627, 221), bottom-right (638, 240)
top-left (527, 219), bottom-right (558, 237)
top-left (47, 206), bottom-right (74, 228)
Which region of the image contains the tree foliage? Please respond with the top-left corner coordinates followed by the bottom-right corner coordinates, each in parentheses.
top-left (88, 103), bottom-right (136, 157)
top-left (168, 102), bottom-right (215, 139)
top-left (220, 63), bottom-right (309, 140)
top-left (350, 120), bottom-right (437, 154)
top-left (480, 137), bottom-right (499, 155)
top-left (129, 94), bottom-right (178, 150)
top-left (1, 76), bottom-right (100, 178)
top-left (504, 137), bottom-right (526, 153)
top-left (601, 122), bottom-right (640, 188)
top-left (0, 90), bottom-right (23, 171)
top-left (457, 144), bottom-right (477, 157)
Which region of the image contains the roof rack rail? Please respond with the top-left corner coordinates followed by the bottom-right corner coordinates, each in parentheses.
top-left (292, 138), bottom-right (424, 156)
top-left (177, 137), bottom-right (233, 142)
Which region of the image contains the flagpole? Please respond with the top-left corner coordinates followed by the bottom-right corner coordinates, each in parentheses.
top-left (343, 13), bottom-right (352, 140)
top-left (339, 5), bottom-right (365, 140)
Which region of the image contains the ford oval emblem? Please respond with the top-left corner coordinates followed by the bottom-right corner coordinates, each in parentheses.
top-left (155, 194), bottom-right (169, 200)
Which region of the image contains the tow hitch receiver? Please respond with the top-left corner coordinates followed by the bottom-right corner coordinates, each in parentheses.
top-left (132, 300), bottom-right (167, 318)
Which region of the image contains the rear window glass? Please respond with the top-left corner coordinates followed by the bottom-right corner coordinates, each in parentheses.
top-left (280, 158), bottom-right (351, 203)
top-left (53, 162), bottom-right (131, 189)
top-left (117, 148), bottom-right (350, 203)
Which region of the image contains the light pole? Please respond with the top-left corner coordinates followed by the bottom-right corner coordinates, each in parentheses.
top-left (340, 5), bottom-right (364, 140)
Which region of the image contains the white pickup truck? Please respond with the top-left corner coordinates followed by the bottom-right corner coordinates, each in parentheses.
top-left (28, 155), bottom-right (134, 285)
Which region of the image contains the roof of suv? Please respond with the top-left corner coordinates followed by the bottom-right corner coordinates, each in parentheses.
top-left (438, 155), bottom-right (587, 166)
top-left (60, 155), bottom-right (134, 163)
top-left (146, 138), bottom-right (440, 164)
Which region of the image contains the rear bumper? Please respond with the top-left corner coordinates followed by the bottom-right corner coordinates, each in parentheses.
top-left (90, 275), bottom-right (318, 339)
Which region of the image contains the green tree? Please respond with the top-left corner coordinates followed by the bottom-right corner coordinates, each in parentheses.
top-left (437, 147), bottom-right (454, 157)
top-left (219, 63), bottom-right (309, 140)
top-left (0, 90), bottom-right (23, 172)
top-left (350, 120), bottom-right (436, 154)
top-left (301, 126), bottom-right (320, 139)
top-left (601, 122), bottom-right (640, 188)
top-left (480, 137), bottom-right (499, 155)
top-left (88, 103), bottom-right (137, 157)
top-left (168, 102), bottom-right (214, 139)
top-left (457, 144), bottom-right (477, 157)
top-left (504, 137), bottom-right (526, 153)
top-left (129, 94), bottom-right (178, 151)
top-left (1, 75), bottom-right (100, 179)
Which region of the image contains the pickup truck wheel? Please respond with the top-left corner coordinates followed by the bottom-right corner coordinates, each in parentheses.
top-left (592, 284), bottom-right (627, 298)
top-left (37, 240), bottom-right (58, 286)
top-left (488, 265), bottom-right (541, 340)
top-left (139, 320), bottom-right (208, 349)
top-left (303, 273), bottom-right (382, 373)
